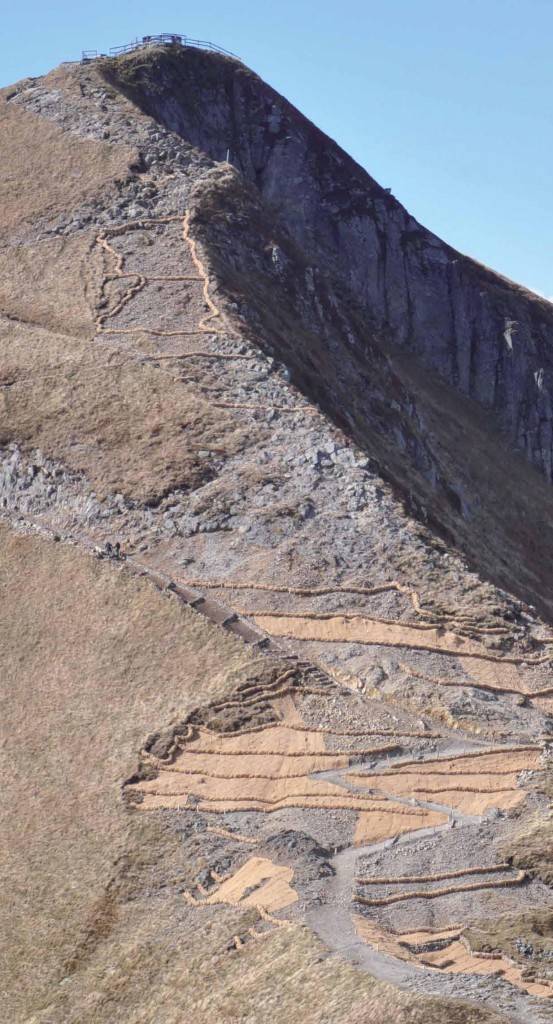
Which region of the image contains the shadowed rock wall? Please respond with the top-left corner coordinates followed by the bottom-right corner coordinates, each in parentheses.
top-left (103, 47), bottom-right (553, 481)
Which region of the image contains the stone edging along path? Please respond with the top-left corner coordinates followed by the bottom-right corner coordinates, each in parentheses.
top-left (306, 750), bottom-right (553, 1012)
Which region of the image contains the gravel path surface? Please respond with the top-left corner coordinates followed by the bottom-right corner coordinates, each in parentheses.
top-left (307, 745), bottom-right (552, 1023)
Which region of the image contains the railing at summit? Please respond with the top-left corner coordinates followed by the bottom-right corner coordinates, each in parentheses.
top-left (104, 34), bottom-right (240, 59)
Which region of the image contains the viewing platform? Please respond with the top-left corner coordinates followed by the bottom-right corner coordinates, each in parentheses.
top-left (80, 34), bottom-right (240, 64)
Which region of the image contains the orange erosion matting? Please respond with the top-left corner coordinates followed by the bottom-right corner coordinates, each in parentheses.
top-left (129, 719), bottom-right (446, 839)
top-left (250, 613), bottom-right (552, 665)
top-left (348, 747), bottom-right (543, 820)
top-left (400, 660), bottom-right (553, 700)
top-left (354, 806), bottom-right (448, 846)
top-left (352, 917), bottom-right (553, 999)
top-left (400, 661), bottom-right (522, 697)
top-left (205, 856), bottom-right (298, 912)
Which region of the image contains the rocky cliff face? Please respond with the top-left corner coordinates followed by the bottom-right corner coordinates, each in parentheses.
top-left (91, 47), bottom-right (553, 621)
top-left (104, 47), bottom-right (553, 481)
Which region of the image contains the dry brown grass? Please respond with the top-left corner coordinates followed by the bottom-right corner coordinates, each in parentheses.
top-left (130, 713), bottom-right (406, 817)
top-left (250, 612), bottom-right (552, 665)
top-left (0, 521), bottom-right (278, 1021)
top-left (501, 809), bottom-right (553, 886)
top-left (399, 661), bottom-right (549, 699)
top-left (354, 807), bottom-right (448, 846)
top-left (0, 53), bottom-right (539, 1022)
top-left (202, 855), bottom-right (298, 912)
top-left (26, 906), bottom-right (510, 1024)
top-left (0, 88), bottom-right (136, 242)
top-left (349, 749), bottom-right (542, 817)
top-left (0, 312), bottom-right (252, 504)
top-left (0, 233), bottom-right (95, 337)
top-left (0, 195), bottom-right (264, 504)
top-left (466, 909), bottom-right (553, 964)
top-left (462, 911), bottom-right (553, 990)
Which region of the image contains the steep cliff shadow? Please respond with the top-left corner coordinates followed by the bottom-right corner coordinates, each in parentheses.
top-left (190, 170), bottom-right (553, 624)
top-left (98, 48), bottom-right (553, 621)
top-left (100, 45), bottom-right (553, 490)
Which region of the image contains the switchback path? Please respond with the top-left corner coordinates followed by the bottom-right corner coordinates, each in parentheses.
top-left (307, 745), bottom-right (552, 1021)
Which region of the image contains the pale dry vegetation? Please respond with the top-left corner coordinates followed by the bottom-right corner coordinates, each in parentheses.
top-left (0, 171), bottom-right (262, 505)
top-left (352, 918), bottom-right (551, 998)
top-left (466, 909), bottom-right (553, 970)
top-left (23, 905), bottom-right (508, 1024)
top-left (129, 717), bottom-right (447, 843)
top-left (501, 808), bottom-right (553, 886)
top-left (0, 233), bottom-right (96, 337)
top-left (0, 522), bottom-right (277, 1020)
top-left (0, 311), bottom-right (252, 505)
top-left (0, 88), bottom-right (135, 242)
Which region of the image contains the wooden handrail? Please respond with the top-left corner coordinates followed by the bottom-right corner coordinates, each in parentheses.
top-left (81, 34), bottom-right (241, 62)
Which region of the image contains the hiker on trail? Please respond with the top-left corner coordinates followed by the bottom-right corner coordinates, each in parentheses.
top-left (104, 541), bottom-right (124, 559)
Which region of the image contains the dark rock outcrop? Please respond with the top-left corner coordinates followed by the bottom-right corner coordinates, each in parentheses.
top-left (103, 46), bottom-right (553, 482)
top-left (95, 47), bottom-right (553, 619)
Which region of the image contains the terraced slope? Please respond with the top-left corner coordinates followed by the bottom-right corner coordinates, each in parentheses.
top-left (0, 45), bottom-right (552, 1024)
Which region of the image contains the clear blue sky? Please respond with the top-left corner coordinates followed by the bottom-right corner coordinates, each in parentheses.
top-left (2, 1), bottom-right (551, 297)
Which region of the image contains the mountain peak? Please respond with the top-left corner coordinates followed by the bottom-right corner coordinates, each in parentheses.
top-left (2, 42), bottom-right (552, 1024)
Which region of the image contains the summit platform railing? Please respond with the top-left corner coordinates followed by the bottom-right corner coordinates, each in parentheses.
top-left (80, 34), bottom-right (240, 62)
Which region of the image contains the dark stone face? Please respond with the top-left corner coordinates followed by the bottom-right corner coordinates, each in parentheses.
top-left (94, 48), bottom-right (553, 619)
top-left (104, 48), bottom-right (553, 483)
